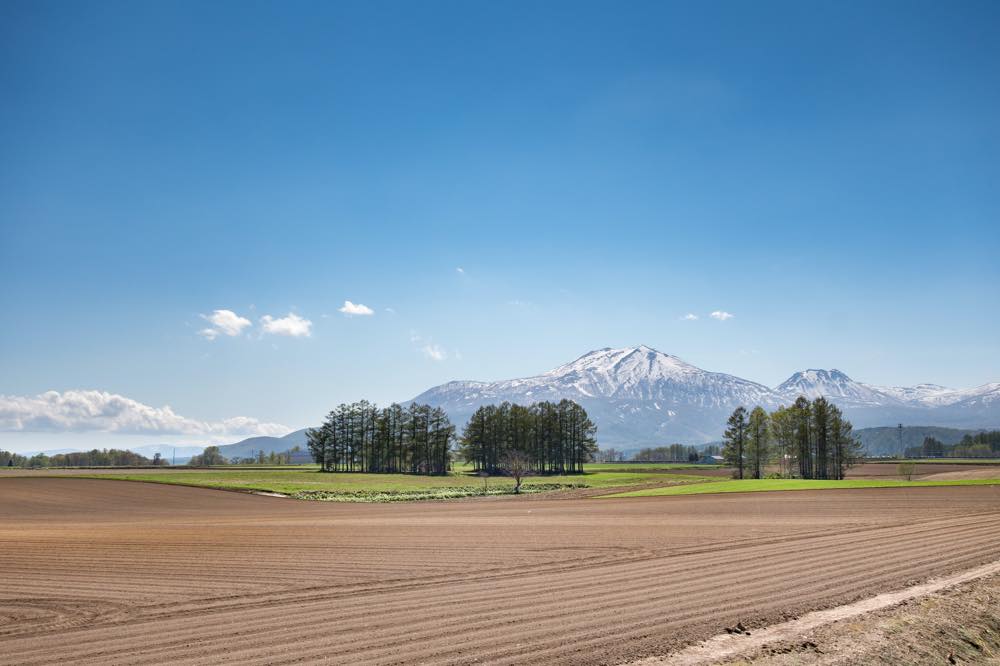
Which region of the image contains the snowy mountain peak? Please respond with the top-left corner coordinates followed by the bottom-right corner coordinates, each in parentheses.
top-left (409, 348), bottom-right (1000, 447)
top-left (410, 345), bottom-right (781, 444)
top-left (546, 345), bottom-right (699, 383)
top-left (775, 368), bottom-right (889, 406)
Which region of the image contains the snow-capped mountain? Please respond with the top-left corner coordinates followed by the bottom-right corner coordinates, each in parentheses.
top-left (874, 383), bottom-right (956, 406)
top-left (409, 345), bottom-right (1000, 447)
top-left (775, 369), bottom-right (893, 407)
top-left (776, 370), bottom-right (1000, 416)
top-left (412, 346), bottom-right (781, 445)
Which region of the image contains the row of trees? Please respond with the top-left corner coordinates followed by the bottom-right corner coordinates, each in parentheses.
top-left (722, 397), bottom-right (863, 479)
top-left (307, 402), bottom-right (454, 475)
top-left (595, 448), bottom-right (627, 462)
top-left (458, 400), bottom-right (597, 474)
top-left (908, 431), bottom-right (1000, 459)
top-left (225, 446), bottom-right (304, 465)
top-left (1, 448), bottom-right (164, 468)
top-left (633, 444), bottom-right (702, 463)
top-left (1, 445), bottom-right (308, 469)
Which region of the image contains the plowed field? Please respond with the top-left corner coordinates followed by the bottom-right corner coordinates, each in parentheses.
top-left (2, 478), bottom-right (998, 665)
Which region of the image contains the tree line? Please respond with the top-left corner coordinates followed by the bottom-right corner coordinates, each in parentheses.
top-left (633, 444), bottom-right (702, 463)
top-left (1, 448), bottom-right (167, 468)
top-left (909, 431), bottom-right (1000, 459)
top-left (187, 445), bottom-right (303, 466)
top-left (306, 401), bottom-right (454, 475)
top-left (458, 400), bottom-right (597, 474)
top-left (722, 397), bottom-right (863, 480)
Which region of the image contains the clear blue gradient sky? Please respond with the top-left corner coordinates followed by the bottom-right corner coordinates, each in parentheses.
top-left (1, 1), bottom-right (998, 449)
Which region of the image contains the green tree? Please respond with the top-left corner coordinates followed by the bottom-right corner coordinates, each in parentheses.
top-left (459, 400), bottom-right (595, 474)
top-left (307, 401), bottom-right (453, 475)
top-left (722, 406), bottom-right (748, 479)
top-left (921, 437), bottom-right (945, 458)
top-left (746, 406), bottom-right (771, 479)
top-left (811, 397), bottom-right (832, 479)
top-left (189, 446), bottom-right (226, 466)
top-left (769, 406), bottom-right (797, 477)
top-left (828, 405), bottom-right (861, 480)
top-left (791, 397), bottom-right (812, 478)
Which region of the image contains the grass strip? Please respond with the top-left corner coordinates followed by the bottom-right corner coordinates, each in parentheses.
top-left (292, 483), bottom-right (589, 502)
top-left (602, 477), bottom-right (1000, 498)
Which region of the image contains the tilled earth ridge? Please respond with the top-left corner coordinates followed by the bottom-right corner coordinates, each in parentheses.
top-left (1, 478), bottom-right (998, 665)
top-left (710, 572), bottom-right (1000, 665)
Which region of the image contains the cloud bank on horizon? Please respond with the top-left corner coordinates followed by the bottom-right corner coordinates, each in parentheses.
top-left (0, 390), bottom-right (289, 438)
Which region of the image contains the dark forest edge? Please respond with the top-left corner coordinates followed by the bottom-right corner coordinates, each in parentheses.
top-left (721, 397), bottom-right (864, 480)
top-left (305, 399), bottom-right (598, 482)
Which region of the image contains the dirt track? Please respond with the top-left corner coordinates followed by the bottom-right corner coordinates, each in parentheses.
top-left (2, 479), bottom-right (999, 665)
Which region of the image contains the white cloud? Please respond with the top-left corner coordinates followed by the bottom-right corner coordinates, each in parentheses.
top-left (384, 307), bottom-right (396, 314)
top-left (0, 390), bottom-right (288, 437)
top-left (710, 311), bottom-right (735, 321)
top-left (422, 344), bottom-right (447, 361)
top-left (411, 331), bottom-right (451, 361)
top-left (198, 309), bottom-right (251, 339)
top-left (456, 267), bottom-right (465, 274)
top-left (338, 300), bottom-right (374, 316)
top-left (681, 313), bottom-right (699, 321)
top-left (260, 313), bottom-right (313, 337)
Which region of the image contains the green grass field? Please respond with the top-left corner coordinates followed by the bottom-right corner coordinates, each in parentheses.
top-left (579, 463), bottom-right (722, 472)
top-left (864, 458), bottom-right (1000, 465)
top-left (77, 465), bottom-right (714, 500)
top-left (603, 477), bottom-right (1000, 498)
top-left (46, 460), bottom-right (1000, 501)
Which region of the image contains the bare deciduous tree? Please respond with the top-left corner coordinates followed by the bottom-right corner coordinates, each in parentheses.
top-left (501, 450), bottom-right (531, 494)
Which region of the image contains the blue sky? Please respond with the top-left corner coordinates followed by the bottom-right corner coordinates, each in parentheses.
top-left (1, 1), bottom-right (998, 451)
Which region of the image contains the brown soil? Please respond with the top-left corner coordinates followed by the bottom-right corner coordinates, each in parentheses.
top-left (846, 462), bottom-right (1000, 479)
top-left (915, 468), bottom-right (1000, 481)
top-left (708, 572), bottom-right (1000, 665)
top-left (1, 478), bottom-right (999, 665)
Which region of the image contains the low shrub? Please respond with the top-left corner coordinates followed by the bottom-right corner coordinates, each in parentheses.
top-left (292, 483), bottom-right (587, 502)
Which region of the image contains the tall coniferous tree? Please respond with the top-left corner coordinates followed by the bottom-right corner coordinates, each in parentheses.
top-left (769, 406), bottom-right (797, 477)
top-left (458, 400), bottom-right (596, 474)
top-left (722, 406), bottom-right (749, 479)
top-left (746, 406), bottom-right (771, 479)
top-left (812, 397), bottom-right (832, 480)
top-left (828, 404), bottom-right (862, 480)
top-left (307, 401), bottom-right (453, 475)
top-left (792, 397), bottom-right (812, 479)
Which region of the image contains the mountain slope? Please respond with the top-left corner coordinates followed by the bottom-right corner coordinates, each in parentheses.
top-left (776, 369), bottom-right (900, 407)
top-left (412, 346), bottom-right (1000, 447)
top-left (218, 428), bottom-right (310, 460)
top-left (412, 345), bottom-right (782, 446)
top-left (853, 426), bottom-right (982, 457)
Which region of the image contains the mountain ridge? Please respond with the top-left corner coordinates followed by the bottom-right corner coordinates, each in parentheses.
top-left (409, 345), bottom-right (1000, 446)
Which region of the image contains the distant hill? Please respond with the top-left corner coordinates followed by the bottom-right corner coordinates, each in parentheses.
top-left (20, 448), bottom-right (84, 457)
top-left (218, 428), bottom-right (311, 460)
top-left (854, 426), bottom-right (983, 456)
